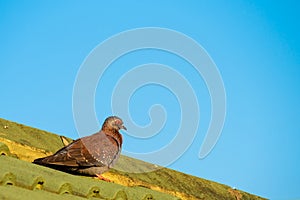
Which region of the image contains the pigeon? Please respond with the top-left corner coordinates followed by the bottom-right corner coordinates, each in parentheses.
top-left (33, 116), bottom-right (126, 180)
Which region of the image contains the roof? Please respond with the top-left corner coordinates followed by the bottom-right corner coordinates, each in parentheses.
top-left (0, 155), bottom-right (177, 200)
top-left (0, 118), bottom-right (266, 200)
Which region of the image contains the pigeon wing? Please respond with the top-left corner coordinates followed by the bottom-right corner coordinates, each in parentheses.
top-left (37, 131), bottom-right (120, 167)
top-left (36, 138), bottom-right (95, 167)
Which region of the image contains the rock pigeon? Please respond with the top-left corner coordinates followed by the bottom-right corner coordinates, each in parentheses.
top-left (33, 116), bottom-right (126, 180)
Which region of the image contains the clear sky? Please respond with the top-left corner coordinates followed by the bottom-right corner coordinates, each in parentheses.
top-left (1, 1), bottom-right (299, 199)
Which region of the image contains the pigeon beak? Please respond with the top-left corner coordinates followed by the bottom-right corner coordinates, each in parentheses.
top-left (118, 124), bottom-right (127, 130)
top-left (121, 125), bottom-right (127, 130)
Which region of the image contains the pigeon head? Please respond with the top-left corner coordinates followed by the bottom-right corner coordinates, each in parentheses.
top-left (103, 116), bottom-right (127, 131)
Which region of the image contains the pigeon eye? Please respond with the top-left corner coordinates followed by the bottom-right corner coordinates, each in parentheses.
top-left (114, 119), bottom-right (121, 125)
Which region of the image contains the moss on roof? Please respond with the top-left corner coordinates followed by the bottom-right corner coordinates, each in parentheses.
top-left (0, 118), bottom-right (266, 200)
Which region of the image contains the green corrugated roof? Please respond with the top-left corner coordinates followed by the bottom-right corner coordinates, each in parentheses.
top-left (0, 118), bottom-right (266, 200)
top-left (0, 155), bottom-right (177, 200)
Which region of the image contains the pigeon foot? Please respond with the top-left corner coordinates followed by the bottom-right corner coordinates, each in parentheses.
top-left (96, 174), bottom-right (111, 182)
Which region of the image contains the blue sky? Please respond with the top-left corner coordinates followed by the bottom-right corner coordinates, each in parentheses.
top-left (1, 1), bottom-right (299, 199)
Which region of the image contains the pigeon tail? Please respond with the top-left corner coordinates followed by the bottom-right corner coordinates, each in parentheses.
top-left (33, 157), bottom-right (49, 165)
